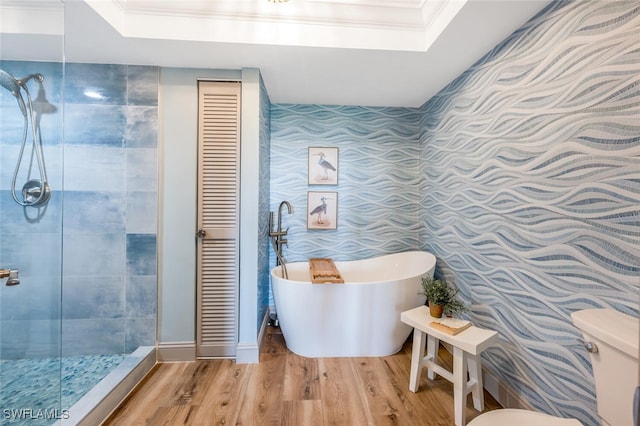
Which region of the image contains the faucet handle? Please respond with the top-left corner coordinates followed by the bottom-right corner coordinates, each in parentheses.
top-left (1, 269), bottom-right (20, 286)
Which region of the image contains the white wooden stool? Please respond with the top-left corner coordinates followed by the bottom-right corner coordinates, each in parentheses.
top-left (401, 305), bottom-right (498, 426)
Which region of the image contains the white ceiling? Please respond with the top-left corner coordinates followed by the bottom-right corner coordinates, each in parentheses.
top-left (1, 0), bottom-right (550, 107)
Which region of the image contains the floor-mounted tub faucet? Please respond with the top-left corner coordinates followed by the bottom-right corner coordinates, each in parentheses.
top-left (269, 201), bottom-right (293, 279)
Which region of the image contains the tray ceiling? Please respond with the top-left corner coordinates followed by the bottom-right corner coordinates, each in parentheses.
top-left (1, 0), bottom-right (550, 107)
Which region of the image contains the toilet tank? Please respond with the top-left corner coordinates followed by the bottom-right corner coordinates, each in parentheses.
top-left (571, 308), bottom-right (639, 426)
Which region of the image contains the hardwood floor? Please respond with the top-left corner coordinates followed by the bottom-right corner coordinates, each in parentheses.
top-left (104, 327), bottom-right (501, 425)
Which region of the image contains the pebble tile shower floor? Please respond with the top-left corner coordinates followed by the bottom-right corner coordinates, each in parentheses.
top-left (0, 354), bottom-right (125, 425)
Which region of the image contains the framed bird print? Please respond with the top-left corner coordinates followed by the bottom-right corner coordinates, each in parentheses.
top-left (308, 147), bottom-right (338, 185)
top-left (307, 191), bottom-right (338, 230)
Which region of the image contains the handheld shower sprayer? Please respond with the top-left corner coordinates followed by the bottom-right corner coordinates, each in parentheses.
top-left (0, 70), bottom-right (42, 117)
top-left (0, 69), bottom-right (50, 207)
top-left (0, 69), bottom-right (27, 117)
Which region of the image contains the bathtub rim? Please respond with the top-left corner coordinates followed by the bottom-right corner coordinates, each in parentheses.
top-left (270, 250), bottom-right (436, 285)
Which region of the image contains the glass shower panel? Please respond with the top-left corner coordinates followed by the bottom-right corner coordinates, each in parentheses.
top-left (2, 3), bottom-right (158, 423)
top-left (0, 2), bottom-right (66, 424)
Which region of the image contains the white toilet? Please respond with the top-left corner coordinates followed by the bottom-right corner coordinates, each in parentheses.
top-left (468, 308), bottom-right (639, 426)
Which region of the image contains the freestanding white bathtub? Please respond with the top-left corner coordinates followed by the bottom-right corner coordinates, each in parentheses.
top-left (270, 251), bottom-right (436, 358)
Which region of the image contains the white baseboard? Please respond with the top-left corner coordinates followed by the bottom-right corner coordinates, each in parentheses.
top-left (235, 343), bottom-right (259, 364)
top-left (236, 309), bottom-right (270, 364)
top-left (159, 310), bottom-right (270, 364)
top-left (157, 341), bottom-right (196, 362)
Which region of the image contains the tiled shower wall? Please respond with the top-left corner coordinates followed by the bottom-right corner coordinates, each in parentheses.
top-left (0, 61), bottom-right (158, 358)
top-left (0, 60), bottom-right (65, 359)
top-left (419, 1), bottom-right (640, 424)
top-left (62, 63), bottom-right (158, 356)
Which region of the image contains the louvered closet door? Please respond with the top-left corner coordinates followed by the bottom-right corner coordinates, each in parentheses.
top-left (196, 81), bottom-right (241, 358)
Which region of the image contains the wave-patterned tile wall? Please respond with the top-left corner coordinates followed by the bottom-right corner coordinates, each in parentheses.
top-left (258, 74), bottom-right (271, 331)
top-left (419, 2), bottom-right (640, 424)
top-left (270, 105), bottom-right (420, 264)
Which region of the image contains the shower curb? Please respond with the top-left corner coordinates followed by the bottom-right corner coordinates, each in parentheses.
top-left (57, 346), bottom-right (156, 426)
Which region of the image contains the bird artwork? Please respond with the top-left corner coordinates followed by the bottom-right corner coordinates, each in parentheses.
top-left (309, 196), bottom-right (328, 224)
top-left (313, 152), bottom-right (336, 181)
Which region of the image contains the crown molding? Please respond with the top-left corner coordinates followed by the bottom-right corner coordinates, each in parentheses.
top-left (85, 0), bottom-right (466, 51)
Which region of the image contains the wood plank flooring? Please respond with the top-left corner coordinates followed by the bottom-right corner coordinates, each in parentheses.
top-left (104, 327), bottom-right (501, 425)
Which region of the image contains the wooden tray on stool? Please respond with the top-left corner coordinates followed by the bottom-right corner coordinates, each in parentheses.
top-left (309, 258), bottom-right (344, 283)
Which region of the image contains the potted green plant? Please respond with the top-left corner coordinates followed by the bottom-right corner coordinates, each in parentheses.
top-left (419, 276), bottom-right (467, 318)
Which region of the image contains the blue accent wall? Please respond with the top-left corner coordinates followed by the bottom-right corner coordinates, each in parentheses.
top-left (258, 73), bottom-right (271, 331)
top-left (419, 1), bottom-right (639, 424)
top-left (270, 104), bottom-right (421, 264)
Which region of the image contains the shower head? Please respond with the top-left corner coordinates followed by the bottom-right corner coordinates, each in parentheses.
top-left (0, 69), bottom-right (28, 117)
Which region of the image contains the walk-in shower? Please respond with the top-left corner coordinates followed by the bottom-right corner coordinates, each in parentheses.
top-left (3, 2), bottom-right (160, 418)
top-left (0, 69), bottom-right (51, 207)
top-left (1, 59), bottom-right (158, 424)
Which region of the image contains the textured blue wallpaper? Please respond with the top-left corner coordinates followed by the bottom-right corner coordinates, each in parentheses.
top-left (270, 104), bottom-right (421, 264)
top-left (419, 1), bottom-right (640, 424)
top-left (258, 73), bottom-right (271, 331)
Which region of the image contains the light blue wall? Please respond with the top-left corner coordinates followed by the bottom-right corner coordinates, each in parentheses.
top-left (0, 61), bottom-right (158, 357)
top-left (159, 68), bottom-right (268, 363)
top-left (158, 68), bottom-right (241, 348)
top-left (419, 1), bottom-right (639, 425)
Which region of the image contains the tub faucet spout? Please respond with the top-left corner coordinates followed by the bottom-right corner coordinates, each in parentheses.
top-left (278, 201), bottom-right (293, 237)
